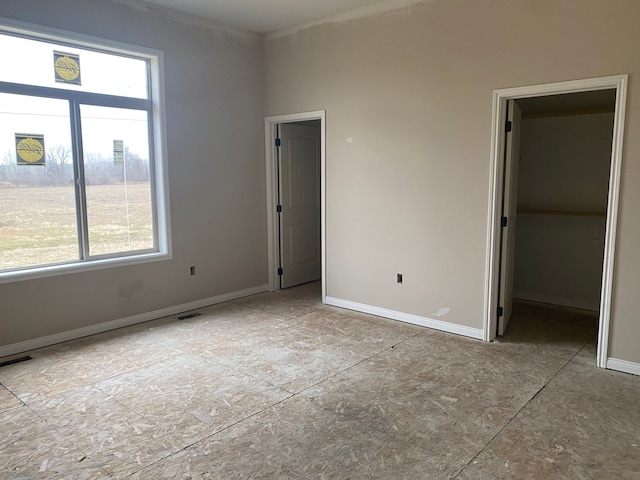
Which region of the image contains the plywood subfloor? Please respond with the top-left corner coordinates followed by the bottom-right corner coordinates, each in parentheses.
top-left (1, 287), bottom-right (639, 479)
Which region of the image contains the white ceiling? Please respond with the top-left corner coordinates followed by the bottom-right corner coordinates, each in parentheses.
top-left (136, 0), bottom-right (391, 33)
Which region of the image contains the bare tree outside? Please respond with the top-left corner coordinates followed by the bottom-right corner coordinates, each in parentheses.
top-left (45, 144), bottom-right (73, 186)
top-left (0, 144), bottom-right (149, 187)
top-left (0, 144), bottom-right (153, 269)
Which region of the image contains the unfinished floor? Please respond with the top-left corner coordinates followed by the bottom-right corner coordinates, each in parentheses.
top-left (1, 282), bottom-right (639, 479)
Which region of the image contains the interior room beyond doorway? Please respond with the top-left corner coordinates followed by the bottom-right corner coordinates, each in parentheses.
top-left (499, 89), bottom-right (616, 358)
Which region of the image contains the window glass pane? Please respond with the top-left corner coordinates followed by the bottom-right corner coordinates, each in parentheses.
top-left (80, 105), bottom-right (153, 256)
top-left (0, 93), bottom-right (78, 269)
top-left (0, 33), bottom-right (148, 99)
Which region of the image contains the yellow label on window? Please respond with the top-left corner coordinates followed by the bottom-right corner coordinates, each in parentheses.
top-left (16, 134), bottom-right (45, 165)
top-left (54, 51), bottom-right (81, 85)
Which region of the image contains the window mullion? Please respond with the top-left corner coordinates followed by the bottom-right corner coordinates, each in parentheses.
top-left (70, 100), bottom-right (90, 259)
top-left (146, 110), bottom-right (159, 250)
top-left (0, 81), bottom-right (150, 110)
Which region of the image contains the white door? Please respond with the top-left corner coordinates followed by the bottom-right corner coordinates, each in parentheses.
top-left (498, 100), bottom-right (522, 335)
top-left (278, 123), bottom-right (321, 288)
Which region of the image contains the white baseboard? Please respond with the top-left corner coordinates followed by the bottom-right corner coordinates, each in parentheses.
top-left (607, 358), bottom-right (640, 376)
top-left (325, 297), bottom-right (484, 340)
top-left (0, 284), bottom-right (270, 359)
top-left (513, 291), bottom-right (599, 312)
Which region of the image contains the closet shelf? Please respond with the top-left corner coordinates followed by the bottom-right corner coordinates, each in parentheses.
top-left (517, 208), bottom-right (606, 217)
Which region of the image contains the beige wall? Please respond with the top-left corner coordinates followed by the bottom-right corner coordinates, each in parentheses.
top-left (514, 214), bottom-right (606, 311)
top-left (2, 0), bottom-right (640, 367)
top-left (0, 0), bottom-right (267, 346)
top-left (264, 0), bottom-right (640, 362)
top-left (517, 113), bottom-right (614, 212)
top-left (514, 113), bottom-right (613, 311)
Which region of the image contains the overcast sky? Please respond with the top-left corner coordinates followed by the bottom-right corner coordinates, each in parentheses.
top-left (0, 33), bottom-right (149, 162)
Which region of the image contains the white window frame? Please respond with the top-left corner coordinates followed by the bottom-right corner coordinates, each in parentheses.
top-left (0, 18), bottom-right (171, 284)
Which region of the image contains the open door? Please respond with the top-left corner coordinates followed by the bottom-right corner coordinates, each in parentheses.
top-left (498, 100), bottom-right (522, 335)
top-left (277, 123), bottom-right (321, 289)
top-left (486, 76), bottom-right (627, 368)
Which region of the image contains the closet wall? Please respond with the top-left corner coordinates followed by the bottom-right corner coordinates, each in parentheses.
top-left (513, 111), bottom-right (614, 311)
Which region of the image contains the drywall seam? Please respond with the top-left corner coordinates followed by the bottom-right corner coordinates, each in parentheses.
top-left (111, 0), bottom-right (260, 41)
top-left (266, 0), bottom-right (431, 39)
top-left (607, 358), bottom-right (640, 377)
top-left (326, 297), bottom-right (484, 340)
top-left (0, 284), bottom-right (270, 358)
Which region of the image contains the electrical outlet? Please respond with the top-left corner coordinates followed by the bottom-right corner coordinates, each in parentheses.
top-left (189, 266), bottom-right (196, 276)
top-left (397, 273), bottom-right (403, 284)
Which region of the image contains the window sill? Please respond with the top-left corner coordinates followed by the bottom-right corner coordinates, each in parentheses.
top-left (0, 252), bottom-right (172, 284)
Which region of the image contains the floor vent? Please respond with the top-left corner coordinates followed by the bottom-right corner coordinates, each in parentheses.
top-left (177, 313), bottom-right (202, 320)
top-left (0, 356), bottom-right (33, 368)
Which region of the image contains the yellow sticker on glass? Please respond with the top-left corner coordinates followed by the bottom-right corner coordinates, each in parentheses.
top-left (54, 51), bottom-right (81, 85)
top-left (16, 134), bottom-right (46, 165)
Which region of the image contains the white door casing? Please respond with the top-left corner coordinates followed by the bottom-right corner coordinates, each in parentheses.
top-left (498, 100), bottom-right (522, 335)
top-left (278, 123), bottom-right (321, 288)
top-left (264, 110), bottom-right (326, 300)
top-left (484, 75), bottom-right (628, 370)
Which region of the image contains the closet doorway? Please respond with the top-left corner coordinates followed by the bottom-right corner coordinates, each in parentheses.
top-left (485, 75), bottom-right (628, 369)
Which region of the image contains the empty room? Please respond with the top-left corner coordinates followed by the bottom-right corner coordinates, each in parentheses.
top-left (1, 0), bottom-right (640, 478)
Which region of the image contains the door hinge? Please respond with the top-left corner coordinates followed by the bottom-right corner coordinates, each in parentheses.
top-left (497, 306), bottom-right (504, 317)
top-left (501, 216), bottom-right (508, 227)
top-left (277, 267), bottom-right (283, 276)
top-left (505, 121), bottom-right (512, 133)
top-left (275, 138), bottom-right (281, 147)
top-left (276, 204), bottom-right (282, 213)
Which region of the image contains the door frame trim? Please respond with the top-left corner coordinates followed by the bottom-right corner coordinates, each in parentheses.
top-left (483, 75), bottom-right (628, 369)
top-left (264, 110), bottom-right (326, 301)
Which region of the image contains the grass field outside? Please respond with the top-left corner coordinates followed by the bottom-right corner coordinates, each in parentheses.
top-left (0, 183), bottom-right (153, 271)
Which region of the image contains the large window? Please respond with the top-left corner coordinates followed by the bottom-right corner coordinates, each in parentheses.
top-left (0, 21), bottom-right (169, 282)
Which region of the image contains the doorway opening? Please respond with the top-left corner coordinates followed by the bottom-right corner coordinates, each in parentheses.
top-left (484, 75), bottom-right (628, 369)
top-left (265, 111), bottom-right (326, 301)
